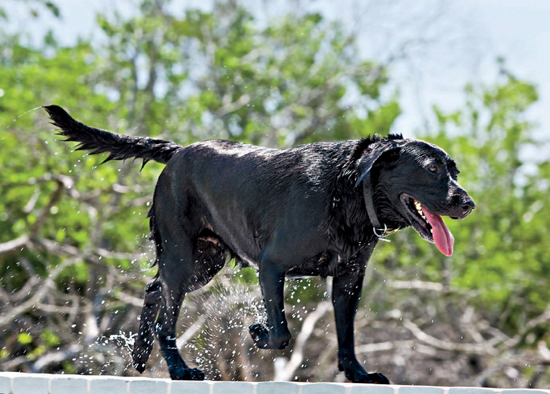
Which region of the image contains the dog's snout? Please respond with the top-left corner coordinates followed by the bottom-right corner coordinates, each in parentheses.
top-left (449, 192), bottom-right (475, 219)
top-left (461, 197), bottom-right (475, 211)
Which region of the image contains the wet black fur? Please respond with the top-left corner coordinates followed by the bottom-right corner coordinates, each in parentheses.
top-left (44, 105), bottom-right (474, 384)
top-left (45, 105), bottom-right (180, 166)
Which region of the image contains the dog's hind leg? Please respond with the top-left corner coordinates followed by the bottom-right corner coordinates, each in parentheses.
top-left (132, 280), bottom-right (163, 373)
top-left (131, 169), bottom-right (225, 379)
top-left (154, 234), bottom-right (206, 380)
top-left (156, 284), bottom-right (204, 379)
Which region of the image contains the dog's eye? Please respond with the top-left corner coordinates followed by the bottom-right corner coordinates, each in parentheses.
top-left (428, 166), bottom-right (437, 173)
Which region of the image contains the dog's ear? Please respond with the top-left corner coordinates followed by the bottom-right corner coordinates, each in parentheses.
top-left (355, 140), bottom-right (401, 187)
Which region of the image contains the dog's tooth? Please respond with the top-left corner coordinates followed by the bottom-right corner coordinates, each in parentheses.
top-left (413, 200), bottom-right (428, 220)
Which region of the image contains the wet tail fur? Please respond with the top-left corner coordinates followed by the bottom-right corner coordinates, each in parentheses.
top-left (43, 105), bottom-right (182, 166)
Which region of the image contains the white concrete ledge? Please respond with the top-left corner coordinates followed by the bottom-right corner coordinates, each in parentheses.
top-left (0, 373), bottom-right (548, 394)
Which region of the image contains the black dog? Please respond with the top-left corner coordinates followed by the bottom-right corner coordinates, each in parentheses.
top-left (44, 105), bottom-right (474, 383)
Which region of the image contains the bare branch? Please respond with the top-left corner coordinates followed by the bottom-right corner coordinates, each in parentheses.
top-left (274, 301), bottom-right (332, 381)
top-left (0, 235), bottom-right (29, 256)
top-left (177, 315), bottom-right (207, 347)
top-left (403, 319), bottom-right (498, 356)
top-left (502, 308), bottom-right (550, 350)
top-left (387, 280), bottom-right (444, 292)
top-left (0, 258), bottom-right (78, 327)
top-left (31, 344), bottom-right (81, 371)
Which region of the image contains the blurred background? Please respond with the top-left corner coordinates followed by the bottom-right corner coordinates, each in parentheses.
top-left (1, 0), bottom-right (549, 388)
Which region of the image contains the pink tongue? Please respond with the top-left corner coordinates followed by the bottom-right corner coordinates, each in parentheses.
top-left (422, 206), bottom-right (454, 256)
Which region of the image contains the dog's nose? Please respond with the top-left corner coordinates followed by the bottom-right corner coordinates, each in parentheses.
top-left (461, 197), bottom-right (475, 211)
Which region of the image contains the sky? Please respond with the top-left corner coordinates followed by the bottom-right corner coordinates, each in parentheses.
top-left (5, 0), bottom-right (550, 150)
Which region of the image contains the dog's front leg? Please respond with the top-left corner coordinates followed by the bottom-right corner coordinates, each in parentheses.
top-left (332, 257), bottom-right (390, 384)
top-left (249, 264), bottom-right (291, 349)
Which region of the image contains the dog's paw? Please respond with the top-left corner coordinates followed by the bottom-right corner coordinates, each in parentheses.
top-left (133, 361), bottom-right (147, 374)
top-left (249, 323), bottom-right (291, 349)
top-left (249, 323), bottom-right (270, 348)
top-left (170, 367), bottom-right (206, 380)
top-left (361, 372), bottom-right (390, 384)
top-left (132, 346), bottom-right (152, 374)
top-left (339, 360), bottom-right (390, 384)
top-left (346, 370), bottom-right (390, 384)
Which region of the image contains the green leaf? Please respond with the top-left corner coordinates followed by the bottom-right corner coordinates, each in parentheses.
top-left (44, 1), bottom-right (61, 18)
top-left (17, 333), bottom-right (33, 345)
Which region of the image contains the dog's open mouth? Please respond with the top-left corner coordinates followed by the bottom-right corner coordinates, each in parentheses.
top-left (400, 194), bottom-right (454, 256)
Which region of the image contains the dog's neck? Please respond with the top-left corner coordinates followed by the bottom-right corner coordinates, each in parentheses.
top-left (361, 172), bottom-right (400, 240)
top-left (328, 164), bottom-right (380, 258)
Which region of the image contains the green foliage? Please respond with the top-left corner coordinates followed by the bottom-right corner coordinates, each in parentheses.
top-left (92, 3), bottom-right (396, 147)
top-left (0, 0), bottom-right (60, 21)
top-left (448, 78), bottom-right (547, 320)
top-left (17, 333), bottom-right (33, 345)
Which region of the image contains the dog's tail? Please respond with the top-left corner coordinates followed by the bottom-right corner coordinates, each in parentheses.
top-left (43, 105), bottom-right (182, 166)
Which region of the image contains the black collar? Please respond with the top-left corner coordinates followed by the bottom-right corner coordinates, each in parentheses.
top-left (361, 172), bottom-right (399, 240)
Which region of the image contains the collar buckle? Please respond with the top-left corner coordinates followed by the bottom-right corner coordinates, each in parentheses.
top-left (373, 224), bottom-right (400, 242)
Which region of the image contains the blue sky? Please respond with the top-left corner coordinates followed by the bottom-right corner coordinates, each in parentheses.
top-left (6, 0), bottom-right (550, 152)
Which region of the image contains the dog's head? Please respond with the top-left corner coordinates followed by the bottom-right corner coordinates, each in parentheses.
top-left (356, 136), bottom-right (475, 256)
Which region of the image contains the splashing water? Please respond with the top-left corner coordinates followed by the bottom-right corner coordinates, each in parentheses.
top-left (104, 266), bottom-right (330, 380)
top-left (5, 106), bottom-right (44, 130)
top-left (181, 266), bottom-right (266, 379)
top-left (108, 331), bottom-right (136, 353)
